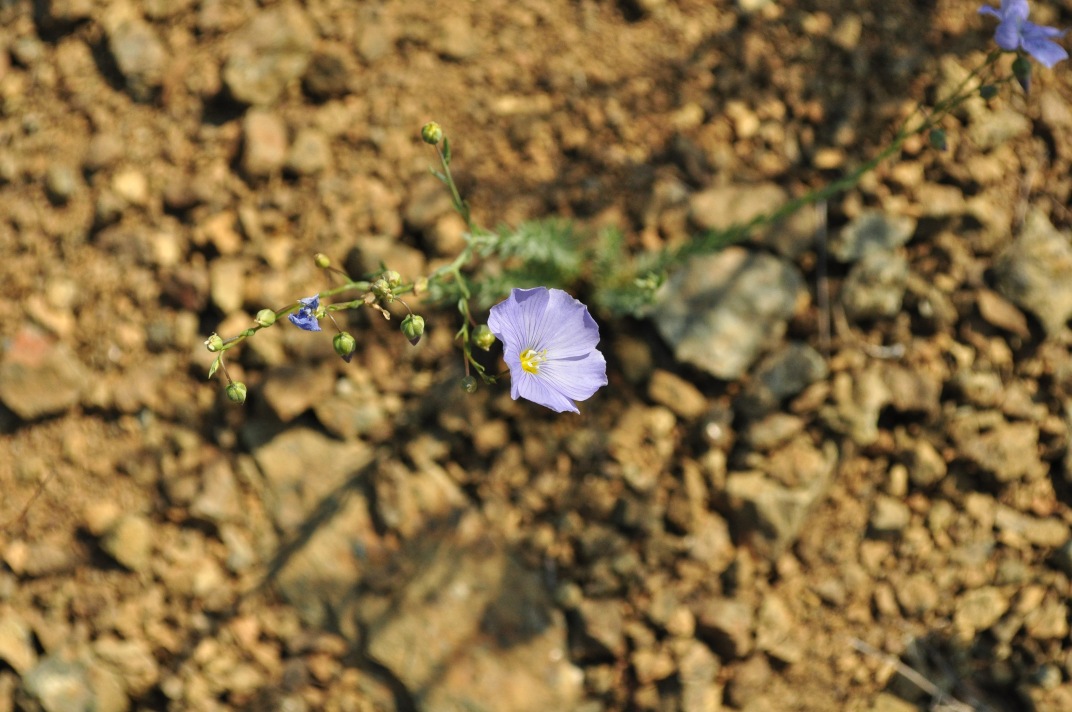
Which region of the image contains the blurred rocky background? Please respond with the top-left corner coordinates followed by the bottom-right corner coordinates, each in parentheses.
top-left (2, 1), bottom-right (1072, 710)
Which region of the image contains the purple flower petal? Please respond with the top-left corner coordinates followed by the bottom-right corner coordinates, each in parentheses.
top-left (994, 17), bottom-right (1023, 50)
top-left (980, 0), bottom-right (1068, 67)
top-left (288, 294), bottom-right (322, 332)
top-left (488, 287), bottom-right (608, 414)
top-left (1002, 0), bottom-right (1030, 23)
top-left (1022, 22), bottom-right (1070, 68)
top-left (514, 372), bottom-right (581, 414)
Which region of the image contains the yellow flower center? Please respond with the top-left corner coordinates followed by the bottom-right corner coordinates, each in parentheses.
top-left (520, 348), bottom-right (547, 374)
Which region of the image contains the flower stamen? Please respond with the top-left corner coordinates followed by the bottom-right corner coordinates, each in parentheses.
top-left (520, 348), bottom-right (546, 374)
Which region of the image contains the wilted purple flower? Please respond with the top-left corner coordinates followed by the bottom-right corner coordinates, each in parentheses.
top-left (980, 0), bottom-right (1068, 68)
top-left (288, 295), bottom-right (321, 331)
top-left (487, 287), bottom-right (608, 414)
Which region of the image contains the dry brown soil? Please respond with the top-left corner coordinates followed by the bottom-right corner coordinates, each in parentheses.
top-left (2, 1), bottom-right (1072, 711)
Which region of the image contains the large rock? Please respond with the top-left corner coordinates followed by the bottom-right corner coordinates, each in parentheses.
top-left (688, 182), bottom-right (819, 258)
top-left (17, 653), bottom-right (127, 712)
top-left (822, 366), bottom-right (891, 446)
top-left (273, 487), bottom-right (386, 630)
top-left (302, 46), bottom-right (356, 99)
top-left (0, 609), bottom-right (37, 674)
top-left (267, 447), bottom-right (582, 712)
top-left (737, 342), bottom-right (827, 418)
top-left (725, 439), bottom-right (836, 559)
top-left (653, 247), bottom-right (806, 380)
top-left (252, 428), bottom-right (373, 533)
top-left (222, 4), bottom-right (316, 105)
top-left (270, 444), bottom-right (577, 712)
top-left (840, 251), bottom-right (909, 321)
top-left (968, 108), bottom-right (1032, 151)
top-left (829, 211), bottom-right (916, 263)
top-left (357, 512), bottom-right (583, 712)
top-left (104, 7), bottom-right (168, 101)
top-left (240, 110), bottom-right (288, 178)
top-left (958, 420), bottom-right (1046, 483)
top-left (993, 208), bottom-right (1072, 337)
top-left (0, 327), bottom-right (87, 420)
top-left (100, 514), bottom-right (154, 573)
top-left (571, 598), bottom-right (626, 659)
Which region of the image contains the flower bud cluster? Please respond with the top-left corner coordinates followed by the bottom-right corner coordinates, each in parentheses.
top-left (370, 278), bottom-right (394, 301)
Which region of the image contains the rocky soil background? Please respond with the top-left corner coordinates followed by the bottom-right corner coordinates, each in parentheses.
top-left (2, 0), bottom-right (1072, 710)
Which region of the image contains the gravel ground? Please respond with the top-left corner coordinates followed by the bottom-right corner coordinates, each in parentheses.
top-left (2, 1), bottom-right (1072, 711)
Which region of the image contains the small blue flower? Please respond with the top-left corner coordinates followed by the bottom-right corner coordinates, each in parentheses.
top-left (288, 295), bottom-right (321, 331)
top-left (980, 0), bottom-right (1068, 69)
top-left (487, 287), bottom-right (608, 414)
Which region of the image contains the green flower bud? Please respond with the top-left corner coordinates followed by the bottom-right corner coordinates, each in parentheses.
top-left (371, 278), bottom-right (392, 300)
top-left (979, 84), bottom-right (998, 100)
top-left (421, 122), bottom-right (443, 145)
top-left (226, 381), bottom-right (247, 404)
top-left (460, 375), bottom-right (478, 394)
top-left (204, 333), bottom-right (224, 352)
top-left (928, 129), bottom-right (947, 152)
top-left (255, 309), bottom-right (277, 327)
top-left (1012, 55), bottom-right (1032, 94)
top-left (314, 253), bottom-right (331, 269)
top-left (333, 331), bottom-right (357, 363)
top-left (401, 314), bottom-right (425, 346)
top-left (383, 270), bottom-right (402, 287)
top-left (472, 324), bottom-right (496, 351)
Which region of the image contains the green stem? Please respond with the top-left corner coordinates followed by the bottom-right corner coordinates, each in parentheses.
top-left (652, 52), bottom-right (1004, 273)
top-left (215, 279), bottom-right (374, 352)
top-left (436, 144), bottom-right (472, 229)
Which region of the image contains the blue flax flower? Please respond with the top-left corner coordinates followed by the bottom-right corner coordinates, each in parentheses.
top-left (288, 295), bottom-right (321, 331)
top-left (980, 0), bottom-right (1068, 68)
top-left (488, 287), bottom-right (608, 414)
